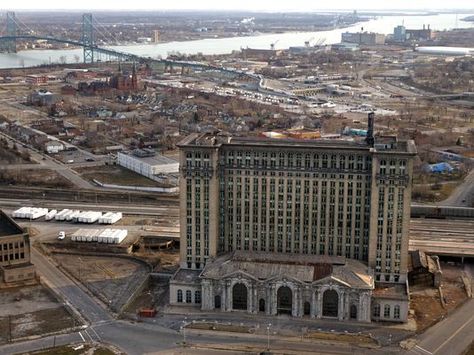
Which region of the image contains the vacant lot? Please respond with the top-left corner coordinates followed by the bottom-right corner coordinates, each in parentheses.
top-left (53, 253), bottom-right (149, 312)
top-left (411, 263), bottom-right (468, 332)
top-left (0, 168), bottom-right (72, 188)
top-left (0, 285), bottom-right (76, 343)
top-left (75, 165), bottom-right (162, 187)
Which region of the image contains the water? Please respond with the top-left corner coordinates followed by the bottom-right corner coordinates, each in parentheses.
top-left (0, 13), bottom-right (473, 69)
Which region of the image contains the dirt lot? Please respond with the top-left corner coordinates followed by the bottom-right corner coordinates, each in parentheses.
top-left (21, 344), bottom-right (116, 355)
top-left (0, 168), bottom-right (73, 188)
top-left (52, 253), bottom-right (149, 312)
top-left (0, 285), bottom-right (76, 343)
top-left (75, 165), bottom-right (164, 187)
top-left (410, 262), bottom-right (468, 332)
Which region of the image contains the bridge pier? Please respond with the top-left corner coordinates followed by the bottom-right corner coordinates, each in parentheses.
top-left (0, 12), bottom-right (17, 53)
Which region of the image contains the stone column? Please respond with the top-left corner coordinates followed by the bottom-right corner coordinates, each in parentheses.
top-left (310, 291), bottom-right (316, 318)
top-left (265, 285), bottom-right (272, 315)
top-left (338, 290), bottom-right (345, 321)
top-left (344, 293), bottom-right (350, 320)
top-left (247, 283), bottom-right (253, 314)
top-left (252, 284), bottom-right (258, 314)
top-left (316, 290), bottom-right (322, 319)
top-left (292, 287), bottom-right (298, 317)
top-left (201, 280), bottom-right (211, 310)
top-left (271, 285), bottom-right (278, 315)
top-left (226, 281), bottom-right (232, 311)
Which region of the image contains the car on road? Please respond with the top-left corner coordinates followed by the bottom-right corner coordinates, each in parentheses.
top-left (85, 157), bottom-right (95, 162)
top-left (58, 231), bottom-right (66, 240)
top-left (66, 159), bottom-right (74, 164)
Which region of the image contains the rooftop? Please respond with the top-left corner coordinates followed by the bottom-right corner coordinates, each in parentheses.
top-left (118, 151), bottom-right (178, 166)
top-left (373, 283), bottom-right (409, 301)
top-left (0, 211), bottom-right (24, 237)
top-left (178, 132), bottom-right (416, 155)
top-left (200, 251), bottom-right (374, 289)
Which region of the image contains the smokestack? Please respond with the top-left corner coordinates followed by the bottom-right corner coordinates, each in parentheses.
top-left (423, 24), bottom-right (425, 30)
top-left (366, 112), bottom-right (375, 146)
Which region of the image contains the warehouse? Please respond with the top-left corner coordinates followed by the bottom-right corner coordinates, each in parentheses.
top-left (117, 149), bottom-right (179, 182)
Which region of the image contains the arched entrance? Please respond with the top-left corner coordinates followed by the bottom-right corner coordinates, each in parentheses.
top-left (350, 304), bottom-right (357, 319)
top-left (259, 298), bottom-right (265, 313)
top-left (277, 286), bottom-right (292, 315)
top-left (322, 289), bottom-right (339, 317)
top-left (304, 301), bottom-right (311, 316)
top-left (214, 295), bottom-right (221, 309)
top-left (232, 283), bottom-right (248, 310)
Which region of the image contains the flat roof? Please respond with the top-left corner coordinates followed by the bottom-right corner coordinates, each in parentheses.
top-left (178, 132), bottom-right (416, 155)
top-left (119, 152), bottom-right (178, 166)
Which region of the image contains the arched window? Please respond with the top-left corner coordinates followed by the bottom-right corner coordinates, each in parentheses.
top-left (186, 290), bottom-right (192, 303)
top-left (384, 304), bottom-right (391, 318)
top-left (195, 290), bottom-right (201, 304)
top-left (373, 303), bottom-right (380, 317)
top-left (394, 305), bottom-right (400, 319)
top-left (177, 289), bottom-right (183, 303)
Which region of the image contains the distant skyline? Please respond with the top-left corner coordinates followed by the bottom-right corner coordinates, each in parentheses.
top-left (2, 0), bottom-right (474, 11)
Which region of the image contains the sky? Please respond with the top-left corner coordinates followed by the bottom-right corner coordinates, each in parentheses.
top-left (3, 0), bottom-right (474, 11)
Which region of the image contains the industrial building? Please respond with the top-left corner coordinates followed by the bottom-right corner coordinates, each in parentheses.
top-left (341, 32), bottom-right (385, 45)
top-left (0, 210), bottom-right (36, 286)
top-left (117, 149), bottom-right (179, 183)
top-left (170, 113), bottom-right (417, 323)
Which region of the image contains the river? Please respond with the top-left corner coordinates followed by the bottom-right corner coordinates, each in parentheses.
top-left (0, 13), bottom-right (473, 69)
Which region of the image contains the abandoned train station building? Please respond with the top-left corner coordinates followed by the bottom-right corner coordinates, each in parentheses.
top-left (170, 115), bottom-right (417, 323)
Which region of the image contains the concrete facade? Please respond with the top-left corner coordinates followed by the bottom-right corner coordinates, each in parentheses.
top-left (0, 210), bottom-right (36, 285)
top-left (172, 126), bottom-right (416, 322)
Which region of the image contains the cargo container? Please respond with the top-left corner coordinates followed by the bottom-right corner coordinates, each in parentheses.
top-left (45, 209), bottom-right (58, 221)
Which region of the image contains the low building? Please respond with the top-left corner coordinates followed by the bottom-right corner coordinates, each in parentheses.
top-left (341, 32), bottom-right (385, 45)
top-left (406, 25), bottom-right (434, 41)
top-left (408, 250), bottom-right (442, 287)
top-left (44, 140), bottom-right (65, 154)
top-left (117, 149), bottom-right (179, 182)
top-left (393, 25), bottom-right (407, 42)
top-left (171, 251), bottom-right (374, 322)
top-left (0, 210), bottom-right (36, 286)
top-left (25, 75), bottom-right (48, 85)
top-left (28, 90), bottom-right (58, 107)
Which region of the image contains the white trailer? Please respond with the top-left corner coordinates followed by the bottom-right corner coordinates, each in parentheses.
top-left (45, 209), bottom-right (58, 221)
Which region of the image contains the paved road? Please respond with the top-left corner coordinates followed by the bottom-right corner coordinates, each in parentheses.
top-left (442, 168), bottom-right (474, 207)
top-left (2, 246), bottom-right (393, 355)
top-left (0, 131), bottom-right (95, 189)
top-left (405, 298), bottom-right (474, 355)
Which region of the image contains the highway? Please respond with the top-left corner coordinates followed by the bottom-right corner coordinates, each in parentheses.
top-left (442, 168), bottom-right (474, 207)
top-left (405, 298), bottom-right (474, 355)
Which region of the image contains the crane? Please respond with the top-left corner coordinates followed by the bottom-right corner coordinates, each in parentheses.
top-left (314, 37), bottom-right (326, 47)
top-left (270, 39), bottom-right (279, 50)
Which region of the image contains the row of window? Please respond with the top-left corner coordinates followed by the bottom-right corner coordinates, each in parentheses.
top-left (0, 252), bottom-right (26, 263)
top-left (176, 289), bottom-right (201, 304)
top-left (373, 303), bottom-right (401, 319)
top-left (1, 241), bottom-right (25, 251)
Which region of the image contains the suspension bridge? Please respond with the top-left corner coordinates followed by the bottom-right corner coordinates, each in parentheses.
top-left (0, 12), bottom-right (255, 78)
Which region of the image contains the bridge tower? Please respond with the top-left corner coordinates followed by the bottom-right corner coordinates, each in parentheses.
top-left (82, 13), bottom-right (95, 63)
top-left (0, 11), bottom-right (17, 53)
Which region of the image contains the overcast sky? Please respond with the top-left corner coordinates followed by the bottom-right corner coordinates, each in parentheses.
top-left (3, 0), bottom-right (474, 11)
